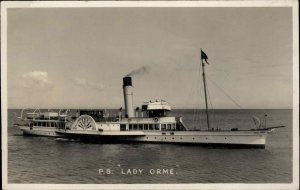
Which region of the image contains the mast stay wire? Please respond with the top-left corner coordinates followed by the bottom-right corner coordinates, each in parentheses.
top-left (195, 62), bottom-right (204, 129)
top-left (193, 60), bottom-right (202, 130)
top-left (181, 61), bottom-right (203, 130)
top-left (205, 76), bottom-right (220, 130)
top-left (207, 65), bottom-right (255, 129)
top-left (206, 63), bottom-right (251, 127)
top-left (206, 76), bottom-right (243, 109)
top-left (188, 62), bottom-right (202, 130)
top-left (163, 63), bottom-right (209, 130)
top-left (205, 78), bottom-right (213, 125)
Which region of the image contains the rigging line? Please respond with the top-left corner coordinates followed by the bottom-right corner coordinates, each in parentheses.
top-left (207, 77), bottom-right (221, 128)
top-left (206, 79), bottom-right (221, 130)
top-left (188, 68), bottom-right (198, 129)
top-left (205, 77), bottom-right (216, 129)
top-left (209, 64), bottom-right (231, 79)
top-left (206, 76), bottom-right (243, 109)
top-left (191, 62), bottom-right (201, 129)
top-left (192, 70), bottom-right (198, 129)
top-left (196, 62), bottom-right (203, 129)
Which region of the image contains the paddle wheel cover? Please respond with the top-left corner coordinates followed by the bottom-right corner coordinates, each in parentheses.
top-left (72, 115), bottom-right (96, 130)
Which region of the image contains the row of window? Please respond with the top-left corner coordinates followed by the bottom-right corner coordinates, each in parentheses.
top-left (30, 122), bottom-right (65, 128)
top-left (124, 123), bottom-right (176, 131)
top-left (128, 124), bottom-right (160, 131)
top-left (161, 124), bottom-right (176, 131)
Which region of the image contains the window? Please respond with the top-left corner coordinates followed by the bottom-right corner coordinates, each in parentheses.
top-left (149, 124), bottom-right (154, 130)
top-left (138, 124), bottom-right (143, 130)
top-left (129, 124), bottom-right (133, 130)
top-left (167, 124), bottom-right (172, 131)
top-left (120, 124), bottom-right (126, 131)
top-left (144, 124), bottom-right (149, 130)
top-left (133, 124), bottom-right (138, 130)
top-left (171, 124), bottom-right (176, 131)
top-left (161, 124), bottom-right (166, 131)
top-left (155, 124), bottom-right (159, 130)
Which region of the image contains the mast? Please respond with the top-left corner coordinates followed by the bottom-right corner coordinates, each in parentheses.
top-left (201, 49), bottom-right (210, 130)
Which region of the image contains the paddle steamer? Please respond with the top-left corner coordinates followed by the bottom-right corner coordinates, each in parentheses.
top-left (17, 51), bottom-right (285, 148)
top-left (56, 75), bottom-right (284, 148)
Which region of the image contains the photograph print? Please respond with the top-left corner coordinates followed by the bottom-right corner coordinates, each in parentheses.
top-left (1, 1), bottom-right (299, 190)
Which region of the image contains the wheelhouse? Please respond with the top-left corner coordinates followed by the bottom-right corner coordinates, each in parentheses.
top-left (141, 100), bottom-right (171, 118)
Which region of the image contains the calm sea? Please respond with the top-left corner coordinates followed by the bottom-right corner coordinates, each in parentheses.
top-left (7, 109), bottom-right (292, 183)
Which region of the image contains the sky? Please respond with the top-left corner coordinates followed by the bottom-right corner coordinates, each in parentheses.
top-left (7, 7), bottom-right (293, 109)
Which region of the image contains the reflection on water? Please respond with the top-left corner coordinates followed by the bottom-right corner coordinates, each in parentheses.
top-left (7, 109), bottom-right (292, 183)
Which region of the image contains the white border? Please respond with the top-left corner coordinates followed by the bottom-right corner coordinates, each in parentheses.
top-left (0, 1), bottom-right (296, 8)
top-left (1, 1), bottom-right (299, 190)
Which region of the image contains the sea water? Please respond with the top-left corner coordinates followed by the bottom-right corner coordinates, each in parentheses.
top-left (7, 109), bottom-right (292, 183)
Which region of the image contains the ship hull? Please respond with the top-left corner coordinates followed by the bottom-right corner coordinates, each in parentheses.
top-left (19, 126), bottom-right (63, 137)
top-left (56, 130), bottom-right (269, 148)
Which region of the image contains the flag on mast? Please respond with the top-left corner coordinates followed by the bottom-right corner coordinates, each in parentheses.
top-left (201, 49), bottom-right (209, 64)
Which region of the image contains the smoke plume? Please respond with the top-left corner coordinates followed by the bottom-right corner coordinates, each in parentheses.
top-left (125, 66), bottom-right (150, 77)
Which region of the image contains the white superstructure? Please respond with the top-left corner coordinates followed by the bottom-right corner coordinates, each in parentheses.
top-left (16, 109), bottom-right (68, 137)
